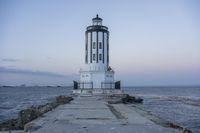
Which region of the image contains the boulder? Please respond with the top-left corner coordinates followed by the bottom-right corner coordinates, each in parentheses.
top-left (134, 97), bottom-right (143, 103)
top-left (56, 96), bottom-right (73, 104)
top-left (37, 103), bottom-right (58, 114)
top-left (0, 95), bottom-right (74, 131)
top-left (107, 94), bottom-right (143, 104)
top-left (24, 122), bottom-right (41, 132)
top-left (17, 107), bottom-right (41, 129)
top-left (0, 119), bottom-right (19, 131)
top-left (121, 94), bottom-right (143, 104)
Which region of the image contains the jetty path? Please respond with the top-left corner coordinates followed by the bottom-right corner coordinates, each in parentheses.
top-left (23, 96), bottom-right (181, 133)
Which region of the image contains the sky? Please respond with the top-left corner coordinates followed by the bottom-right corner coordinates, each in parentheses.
top-left (0, 0), bottom-right (200, 86)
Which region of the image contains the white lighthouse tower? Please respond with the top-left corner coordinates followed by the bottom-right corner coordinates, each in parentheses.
top-left (73, 15), bottom-right (121, 94)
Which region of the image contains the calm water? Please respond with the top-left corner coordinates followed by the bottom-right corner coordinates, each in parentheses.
top-left (0, 87), bottom-right (71, 122)
top-left (124, 86), bottom-right (200, 133)
top-left (0, 86), bottom-right (200, 133)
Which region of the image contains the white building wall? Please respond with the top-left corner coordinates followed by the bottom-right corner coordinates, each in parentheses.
top-left (80, 70), bottom-right (114, 89)
top-left (79, 16), bottom-right (116, 90)
top-left (91, 31), bottom-right (96, 71)
top-left (92, 72), bottom-right (104, 88)
top-left (98, 32), bottom-right (103, 64)
top-left (87, 32), bottom-right (91, 65)
top-left (104, 71), bottom-right (114, 88)
top-left (80, 71), bottom-right (91, 88)
top-left (86, 31), bottom-right (108, 72)
top-left (104, 32), bottom-right (108, 68)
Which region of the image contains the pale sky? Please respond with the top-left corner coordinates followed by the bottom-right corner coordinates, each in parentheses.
top-left (0, 0), bottom-right (200, 86)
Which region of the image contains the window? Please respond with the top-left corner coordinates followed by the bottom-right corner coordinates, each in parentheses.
top-left (93, 42), bottom-right (96, 49)
top-left (99, 54), bottom-right (102, 60)
top-left (93, 54), bottom-right (96, 60)
top-left (99, 42), bottom-right (102, 49)
top-left (85, 54), bottom-right (88, 63)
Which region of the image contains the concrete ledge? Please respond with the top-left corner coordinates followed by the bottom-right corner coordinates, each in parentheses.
top-left (23, 96), bottom-right (182, 133)
top-left (72, 89), bottom-right (123, 95)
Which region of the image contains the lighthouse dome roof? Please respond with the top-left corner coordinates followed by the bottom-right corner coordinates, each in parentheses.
top-left (92, 14), bottom-right (102, 21)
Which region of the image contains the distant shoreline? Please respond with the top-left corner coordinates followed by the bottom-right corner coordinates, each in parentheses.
top-left (1, 85), bottom-right (200, 88)
top-left (0, 86), bottom-right (72, 88)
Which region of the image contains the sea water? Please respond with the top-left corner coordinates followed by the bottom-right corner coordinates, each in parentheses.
top-left (124, 86), bottom-right (200, 133)
top-left (0, 86), bottom-right (71, 122)
top-left (0, 86), bottom-right (199, 133)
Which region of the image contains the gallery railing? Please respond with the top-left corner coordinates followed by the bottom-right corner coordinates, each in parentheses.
top-left (73, 81), bottom-right (120, 89)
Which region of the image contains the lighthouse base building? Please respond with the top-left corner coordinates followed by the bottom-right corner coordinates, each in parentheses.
top-left (73, 15), bottom-right (122, 95)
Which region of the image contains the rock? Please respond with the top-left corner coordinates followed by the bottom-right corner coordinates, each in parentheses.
top-left (107, 94), bottom-right (143, 104)
top-left (50, 102), bottom-right (60, 108)
top-left (0, 119), bottom-right (19, 131)
top-left (37, 103), bottom-right (58, 114)
top-left (24, 122), bottom-right (41, 132)
top-left (56, 96), bottom-right (73, 104)
top-left (134, 97), bottom-right (143, 103)
top-left (183, 129), bottom-right (193, 133)
top-left (165, 122), bottom-right (193, 133)
top-left (0, 95), bottom-right (74, 131)
top-left (17, 96), bottom-right (73, 129)
top-left (17, 108), bottom-right (41, 129)
top-left (121, 94), bottom-right (143, 104)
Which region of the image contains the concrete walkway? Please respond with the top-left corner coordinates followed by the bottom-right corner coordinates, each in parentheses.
top-left (28, 96), bottom-right (180, 133)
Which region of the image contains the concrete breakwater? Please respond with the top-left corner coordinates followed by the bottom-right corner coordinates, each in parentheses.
top-left (131, 105), bottom-right (193, 133)
top-left (0, 94), bottom-right (193, 133)
top-left (18, 95), bottom-right (192, 133)
top-left (0, 96), bottom-right (73, 131)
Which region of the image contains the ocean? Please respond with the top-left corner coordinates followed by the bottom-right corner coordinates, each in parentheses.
top-left (124, 86), bottom-right (200, 133)
top-left (0, 86), bottom-right (200, 133)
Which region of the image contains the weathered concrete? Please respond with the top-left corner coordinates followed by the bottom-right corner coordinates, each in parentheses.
top-left (0, 96), bottom-right (73, 131)
top-left (19, 96), bottom-right (181, 133)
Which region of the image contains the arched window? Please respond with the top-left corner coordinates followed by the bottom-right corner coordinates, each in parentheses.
top-left (93, 54), bottom-right (96, 60)
top-left (93, 42), bottom-right (96, 49)
top-left (99, 54), bottom-right (102, 60)
top-left (99, 42), bottom-right (102, 49)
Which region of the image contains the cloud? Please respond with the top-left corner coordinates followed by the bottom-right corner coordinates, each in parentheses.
top-left (0, 66), bottom-right (79, 86)
top-left (0, 66), bottom-right (71, 78)
top-left (1, 58), bottom-right (20, 62)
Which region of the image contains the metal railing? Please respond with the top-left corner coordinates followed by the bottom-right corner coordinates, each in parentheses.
top-left (74, 81), bottom-right (120, 89)
top-left (87, 25), bottom-right (108, 31)
top-left (78, 82), bottom-right (93, 89)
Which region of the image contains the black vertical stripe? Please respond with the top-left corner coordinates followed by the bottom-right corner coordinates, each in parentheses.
top-left (107, 32), bottom-right (109, 65)
top-left (85, 32), bottom-right (88, 64)
top-left (90, 32), bottom-right (92, 63)
top-left (102, 32), bottom-right (104, 63)
top-left (96, 31), bottom-right (98, 63)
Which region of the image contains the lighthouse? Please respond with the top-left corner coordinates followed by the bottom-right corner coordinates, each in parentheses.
top-left (73, 15), bottom-right (121, 94)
